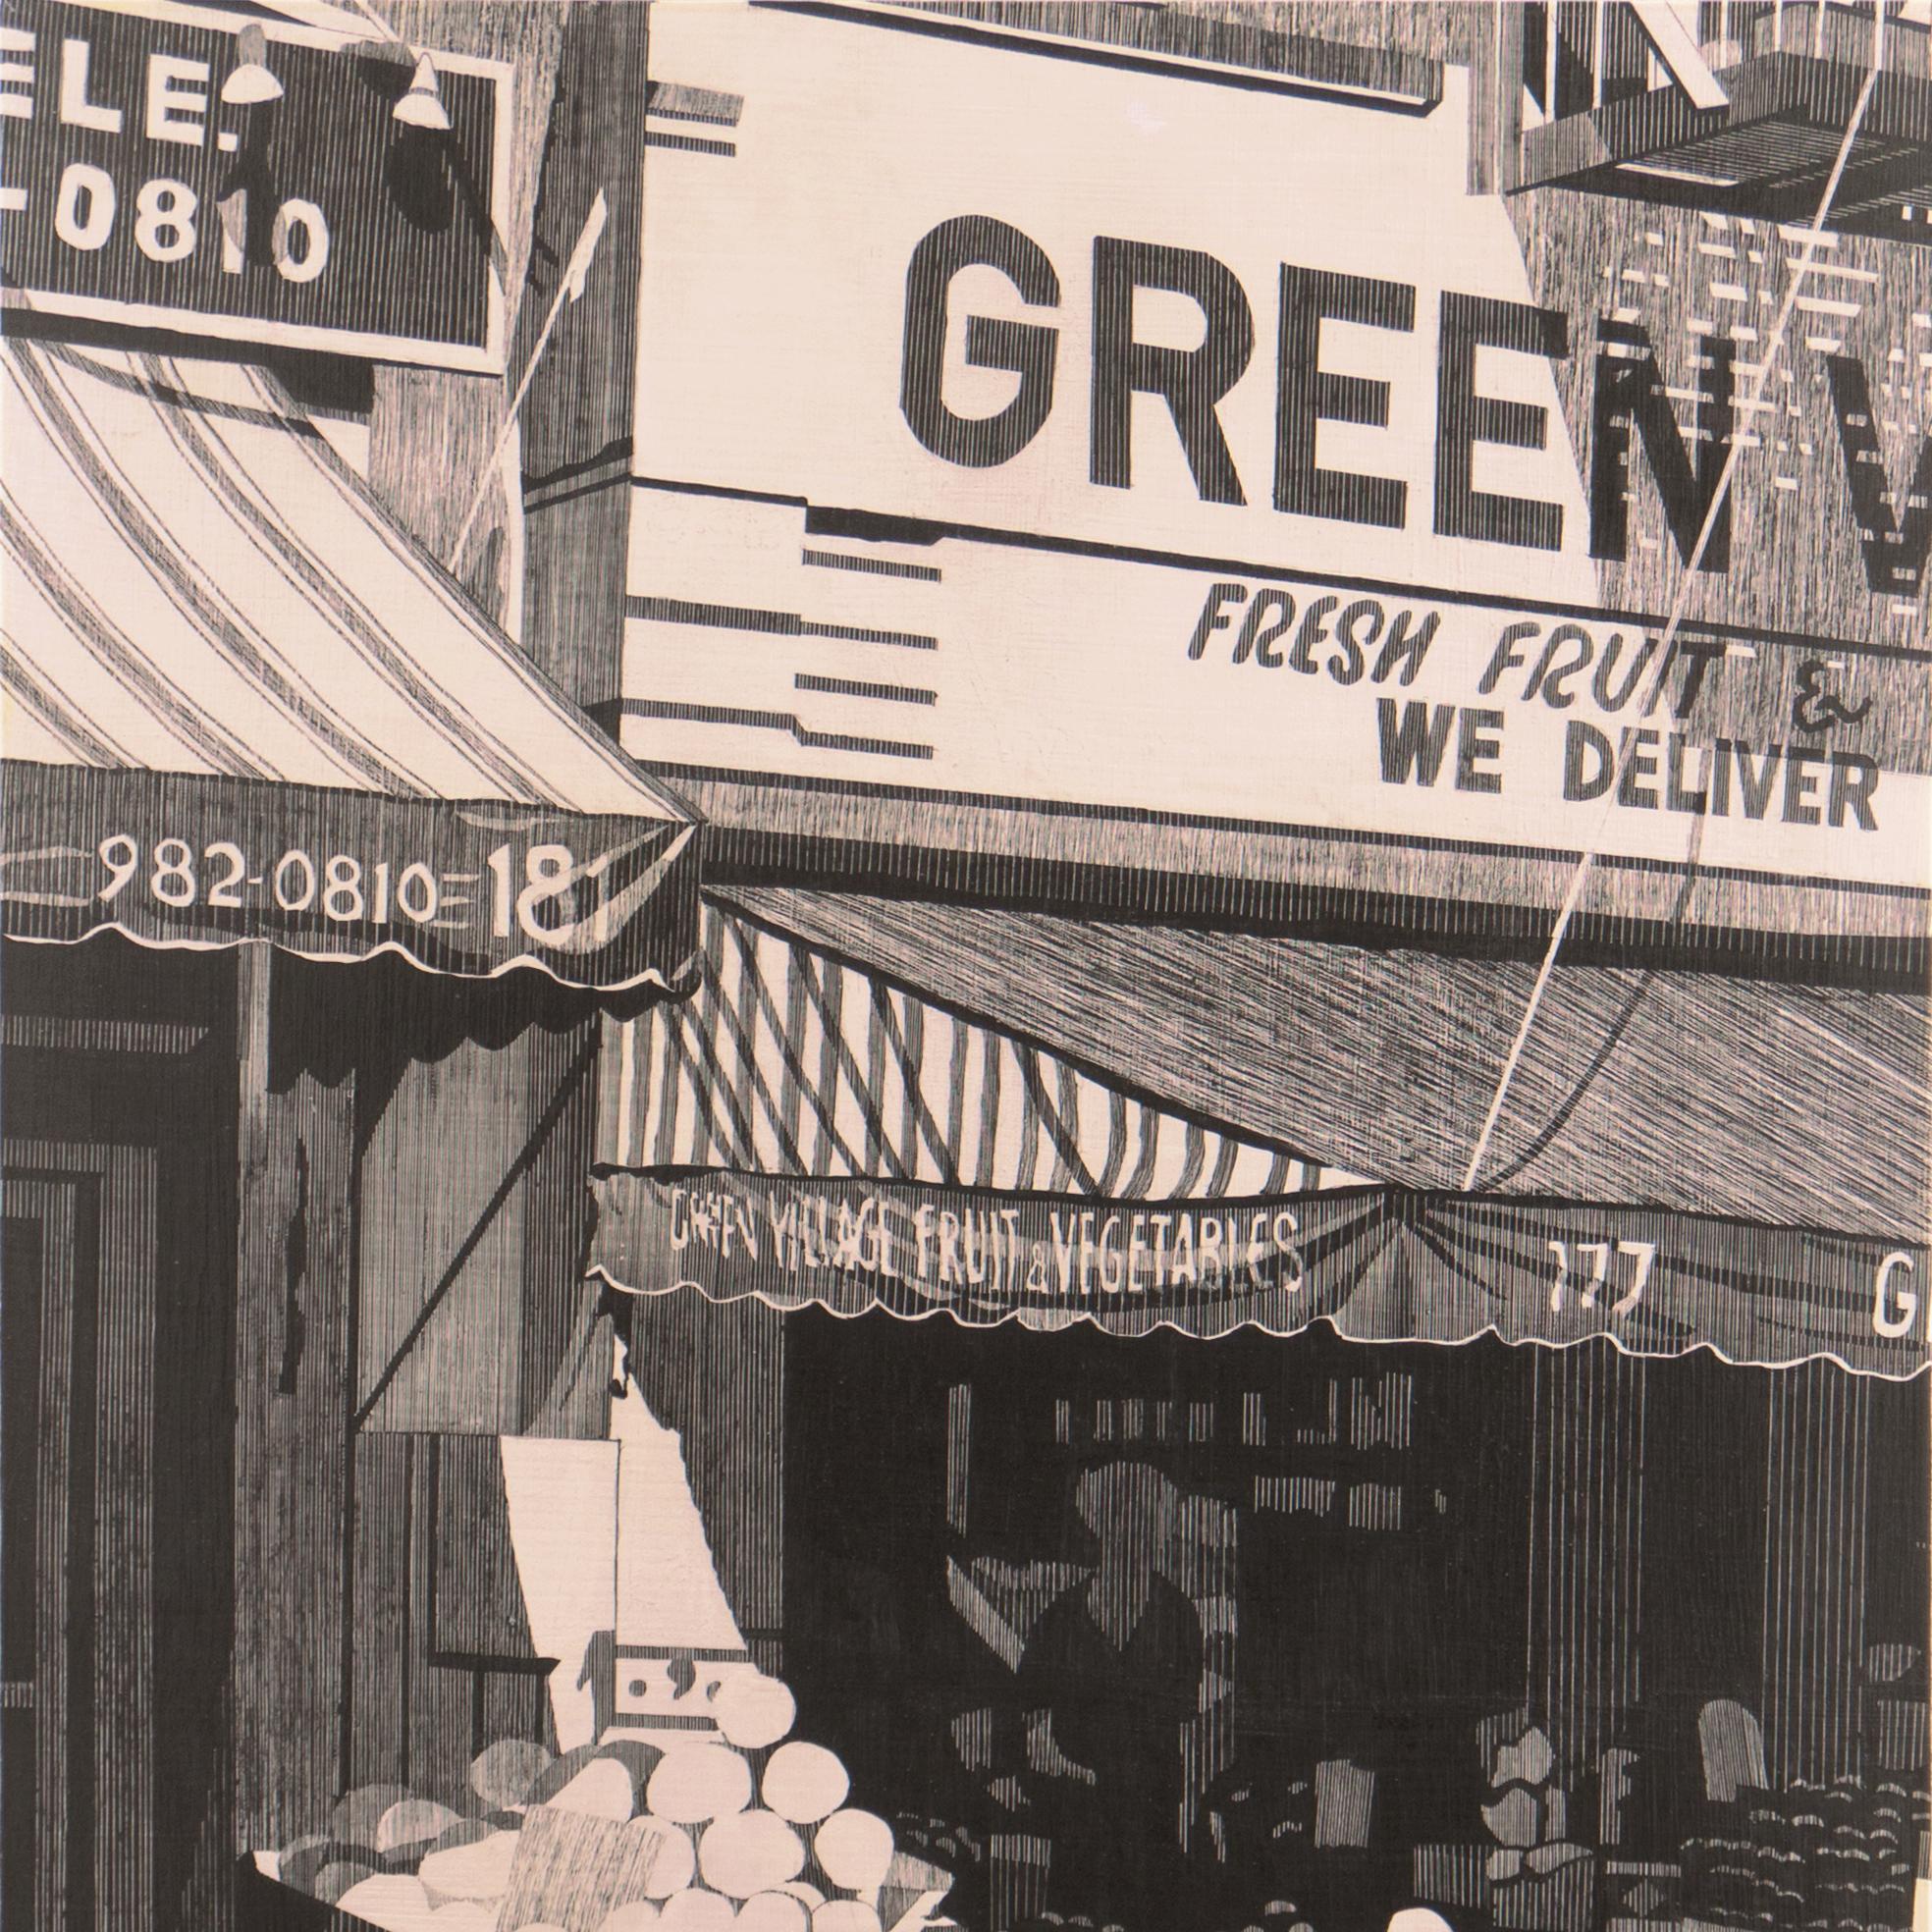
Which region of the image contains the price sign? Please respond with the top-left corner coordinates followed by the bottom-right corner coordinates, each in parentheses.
top-left (0, 0), bottom-right (510, 370)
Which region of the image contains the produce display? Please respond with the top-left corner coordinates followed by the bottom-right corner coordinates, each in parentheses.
top-left (1682, 1780), bottom-right (1928, 1932)
top-left (266, 1674), bottom-right (956, 1932)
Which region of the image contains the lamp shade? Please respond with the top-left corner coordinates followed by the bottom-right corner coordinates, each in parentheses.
top-left (220, 25), bottom-right (283, 104)
top-left (393, 51), bottom-right (451, 131)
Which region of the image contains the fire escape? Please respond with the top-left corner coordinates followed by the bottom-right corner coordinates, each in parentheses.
top-left (1506, 0), bottom-right (1932, 241)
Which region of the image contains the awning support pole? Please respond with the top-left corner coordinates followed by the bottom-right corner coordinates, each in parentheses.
top-left (231, 941), bottom-right (358, 1848)
top-left (448, 192), bottom-right (609, 579)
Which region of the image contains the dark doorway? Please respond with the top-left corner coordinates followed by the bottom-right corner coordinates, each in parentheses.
top-left (3, 1211), bottom-right (46, 1932)
top-left (2, 1160), bottom-right (120, 1932)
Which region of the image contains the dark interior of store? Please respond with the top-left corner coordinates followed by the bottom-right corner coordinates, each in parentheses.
top-left (782, 1308), bottom-right (1930, 1932)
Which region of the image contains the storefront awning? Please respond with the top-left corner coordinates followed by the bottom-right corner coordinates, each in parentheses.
top-left (0, 338), bottom-right (699, 990)
top-left (587, 903), bottom-right (1929, 1377)
top-left (590, 1170), bottom-right (1929, 1379)
top-left (594, 900), bottom-right (1342, 1194)
top-left (713, 886), bottom-right (1931, 1242)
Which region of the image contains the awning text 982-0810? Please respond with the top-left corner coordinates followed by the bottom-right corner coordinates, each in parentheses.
top-left (0, 337), bottom-right (699, 990)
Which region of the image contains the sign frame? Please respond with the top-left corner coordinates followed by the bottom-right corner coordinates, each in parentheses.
top-left (621, 2), bottom-right (1932, 963)
top-left (0, 0), bottom-right (515, 372)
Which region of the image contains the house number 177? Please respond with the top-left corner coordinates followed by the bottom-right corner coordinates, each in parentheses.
top-left (1547, 1239), bottom-right (1656, 1315)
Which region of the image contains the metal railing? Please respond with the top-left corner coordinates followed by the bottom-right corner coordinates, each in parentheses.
top-left (1521, 0), bottom-right (1930, 132)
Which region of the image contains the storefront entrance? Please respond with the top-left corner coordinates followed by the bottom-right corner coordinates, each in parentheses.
top-left (1, 938), bottom-right (241, 1932)
top-left (776, 1306), bottom-right (1929, 1932)
top-left (3, 1150), bottom-right (153, 1932)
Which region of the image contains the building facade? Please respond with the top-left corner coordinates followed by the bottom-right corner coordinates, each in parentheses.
top-left (1, 5), bottom-right (1927, 1932)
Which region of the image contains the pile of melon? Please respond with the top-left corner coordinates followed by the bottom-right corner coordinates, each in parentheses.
top-left (269, 1674), bottom-right (955, 1932)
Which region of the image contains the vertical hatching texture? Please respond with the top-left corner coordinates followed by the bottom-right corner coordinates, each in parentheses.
top-left (627, 1290), bottom-right (787, 1653)
top-left (953, 1705), bottom-right (995, 1771)
top-left (7, 1156), bottom-right (168, 1927)
top-left (1242, 1391), bottom-right (1267, 1447)
top-left (367, 4), bottom-right (568, 606)
top-left (232, 972), bottom-right (355, 1849)
top-left (356, 1033), bottom-right (530, 1433)
top-left (353, 1020), bottom-right (603, 1439)
top-left (17, 1179), bottom-right (79, 1932)
top-left (20, 1182), bottom-right (73, 1932)
top-left (93, 1148), bottom-right (158, 1932)
top-left (1513, 177), bottom-right (1932, 665)
top-left (1347, 1482), bottom-right (1405, 1531)
top-left (435, 1436), bottom-right (543, 1668)
top-left (1253, 1475), bottom-right (1307, 1513)
top-left (710, 1298), bottom-right (787, 1652)
top-left (405, 1437), bottom-right (497, 1799)
top-left (348, 1432), bottom-right (549, 1800)
top-left (1762, 1362), bottom-right (1873, 1785)
top-left (1150, 0), bottom-right (1486, 67)
top-left (1314, 1755), bottom-right (1377, 1848)
top-left (1700, 1696), bottom-right (1771, 1800)
top-left (990, 1832), bottom-right (1054, 1930)
top-left (947, 1382), bottom-right (974, 1536)
top-left (519, 0), bottom-right (654, 712)
top-left (1351, 1370), bottom-right (1416, 1450)
top-left (518, 1018), bottom-right (606, 1439)
top-left (349, 1433), bottom-right (413, 1791)
top-left (1527, 1344), bottom-right (1648, 1770)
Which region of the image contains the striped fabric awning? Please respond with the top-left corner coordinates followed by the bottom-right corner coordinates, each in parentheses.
top-left (589, 899), bottom-right (1930, 1376)
top-left (596, 900), bottom-right (1340, 1197)
top-left (0, 336), bottom-right (698, 990)
top-left (589, 1169), bottom-right (1930, 1377)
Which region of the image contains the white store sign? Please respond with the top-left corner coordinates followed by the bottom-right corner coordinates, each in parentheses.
top-left (625, 4), bottom-right (1928, 925)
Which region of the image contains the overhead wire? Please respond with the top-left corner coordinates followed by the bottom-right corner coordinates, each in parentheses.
top-left (1460, 30), bottom-right (1886, 1193)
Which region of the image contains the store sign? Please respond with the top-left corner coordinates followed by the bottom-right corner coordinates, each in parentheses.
top-left (633, 5), bottom-right (1932, 603)
top-left (590, 1170), bottom-right (1932, 1380)
top-left (624, 5), bottom-right (1930, 931)
top-left (1, 766), bottom-right (699, 990)
top-left (0, 0), bottom-right (510, 370)
top-left (626, 513), bottom-right (1927, 900)
top-left (635, 5), bottom-right (1604, 602)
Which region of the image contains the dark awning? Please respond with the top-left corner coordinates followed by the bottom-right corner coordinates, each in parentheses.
top-left (589, 1170), bottom-right (1928, 1380)
top-left (713, 886), bottom-right (1930, 1242)
top-left (0, 338), bottom-right (698, 991)
top-left (587, 899), bottom-right (1929, 1377)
